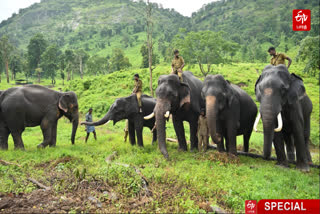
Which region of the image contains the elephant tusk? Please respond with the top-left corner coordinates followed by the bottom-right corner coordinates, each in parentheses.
top-left (274, 113), bottom-right (283, 132)
top-left (106, 120), bottom-right (112, 125)
top-left (253, 112), bottom-right (261, 132)
top-left (144, 112), bottom-right (155, 120)
top-left (164, 111), bottom-right (170, 118)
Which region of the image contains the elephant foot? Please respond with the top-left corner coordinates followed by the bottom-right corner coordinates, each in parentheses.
top-left (296, 163), bottom-right (310, 172)
top-left (151, 141), bottom-right (157, 145)
top-left (275, 161), bottom-right (289, 168)
top-left (0, 145), bottom-right (8, 150)
top-left (178, 147), bottom-right (187, 152)
top-left (14, 146), bottom-right (25, 150)
top-left (37, 143), bottom-right (47, 149)
top-left (287, 152), bottom-right (295, 162)
top-left (49, 144), bottom-right (56, 148)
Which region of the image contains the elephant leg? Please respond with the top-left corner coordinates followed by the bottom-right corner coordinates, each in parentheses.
top-left (49, 121), bottom-right (58, 147)
top-left (283, 134), bottom-right (295, 162)
top-left (0, 124), bottom-right (10, 150)
top-left (11, 131), bottom-right (25, 150)
top-left (273, 132), bottom-right (288, 166)
top-left (189, 117), bottom-right (199, 151)
top-left (136, 127), bottom-right (143, 147)
top-left (172, 115), bottom-right (187, 151)
top-left (243, 128), bottom-right (252, 153)
top-left (38, 119), bottom-right (53, 148)
top-left (217, 136), bottom-right (225, 152)
top-left (226, 122), bottom-right (237, 155)
top-left (292, 121), bottom-right (309, 171)
top-left (304, 116), bottom-right (312, 164)
top-left (128, 120), bottom-right (136, 146)
top-left (152, 129), bottom-right (157, 145)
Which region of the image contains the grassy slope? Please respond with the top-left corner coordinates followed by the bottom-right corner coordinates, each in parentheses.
top-left (0, 63), bottom-right (319, 213)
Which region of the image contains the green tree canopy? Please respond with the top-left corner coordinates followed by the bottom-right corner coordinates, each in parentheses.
top-left (40, 45), bottom-right (59, 84)
top-left (296, 36), bottom-right (319, 76)
top-left (27, 33), bottom-right (48, 72)
top-left (140, 43), bottom-right (159, 68)
top-left (110, 48), bottom-right (132, 72)
top-left (172, 31), bottom-right (239, 76)
top-left (0, 35), bottom-right (14, 83)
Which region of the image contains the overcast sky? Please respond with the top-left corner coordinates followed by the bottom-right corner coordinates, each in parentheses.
top-left (0, 0), bottom-right (217, 22)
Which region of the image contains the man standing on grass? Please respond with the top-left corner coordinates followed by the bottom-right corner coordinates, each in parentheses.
top-left (268, 47), bottom-right (292, 69)
top-left (85, 108), bottom-right (97, 143)
top-left (197, 109), bottom-right (209, 152)
top-left (171, 49), bottom-right (185, 82)
top-left (133, 73), bottom-right (143, 113)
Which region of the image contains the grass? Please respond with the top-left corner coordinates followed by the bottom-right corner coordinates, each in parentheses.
top-left (0, 62), bottom-right (319, 213)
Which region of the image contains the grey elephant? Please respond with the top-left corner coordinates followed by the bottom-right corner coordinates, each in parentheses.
top-left (0, 85), bottom-right (79, 150)
top-left (202, 74), bottom-right (257, 155)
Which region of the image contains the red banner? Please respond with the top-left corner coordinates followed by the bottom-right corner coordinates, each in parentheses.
top-left (292, 9), bottom-right (311, 31)
top-left (256, 199), bottom-right (320, 214)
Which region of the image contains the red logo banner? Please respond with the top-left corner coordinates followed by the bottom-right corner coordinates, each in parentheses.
top-left (293, 9), bottom-right (311, 31)
top-left (257, 199), bottom-right (320, 214)
top-left (245, 200), bottom-right (257, 214)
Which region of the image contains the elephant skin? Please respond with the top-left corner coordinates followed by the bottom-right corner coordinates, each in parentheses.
top-left (81, 94), bottom-right (157, 146)
top-left (151, 71), bottom-right (204, 159)
top-left (202, 74), bottom-right (257, 155)
top-left (0, 85), bottom-right (79, 150)
top-left (255, 65), bottom-right (312, 171)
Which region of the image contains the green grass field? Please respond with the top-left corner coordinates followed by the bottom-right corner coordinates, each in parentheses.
top-left (0, 62), bottom-right (319, 213)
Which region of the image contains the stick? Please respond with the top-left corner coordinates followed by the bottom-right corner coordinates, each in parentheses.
top-left (105, 151), bottom-right (118, 163)
top-left (0, 159), bottom-right (22, 167)
top-left (27, 178), bottom-right (51, 191)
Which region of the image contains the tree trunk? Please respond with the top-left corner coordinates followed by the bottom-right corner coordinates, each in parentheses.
top-left (79, 57), bottom-right (83, 79)
top-left (5, 60), bottom-right (9, 83)
top-left (147, 0), bottom-right (154, 97)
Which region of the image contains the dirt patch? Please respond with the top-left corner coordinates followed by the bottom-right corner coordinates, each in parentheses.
top-left (198, 151), bottom-right (240, 165)
top-left (236, 82), bottom-right (248, 87)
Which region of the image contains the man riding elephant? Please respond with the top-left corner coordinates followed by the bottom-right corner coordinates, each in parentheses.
top-left (171, 49), bottom-right (185, 82)
top-left (133, 74), bottom-right (143, 113)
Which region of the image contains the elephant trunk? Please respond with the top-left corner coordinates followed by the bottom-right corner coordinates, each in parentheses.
top-left (260, 100), bottom-right (276, 159)
top-left (82, 112), bottom-right (110, 126)
top-left (71, 114), bottom-right (79, 145)
top-left (206, 96), bottom-right (221, 144)
top-left (155, 99), bottom-right (171, 159)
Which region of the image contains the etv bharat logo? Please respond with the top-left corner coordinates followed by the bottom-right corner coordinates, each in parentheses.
top-left (245, 200), bottom-right (257, 214)
top-left (293, 9), bottom-right (311, 31)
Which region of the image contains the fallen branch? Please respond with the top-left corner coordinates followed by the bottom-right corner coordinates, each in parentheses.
top-left (105, 151), bottom-right (118, 163)
top-left (0, 159), bottom-right (22, 167)
top-left (166, 138), bottom-right (320, 169)
top-left (27, 178), bottom-right (51, 191)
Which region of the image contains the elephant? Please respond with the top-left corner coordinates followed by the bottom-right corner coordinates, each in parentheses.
top-left (254, 65), bottom-right (312, 171)
top-left (0, 85), bottom-right (79, 150)
top-left (144, 71), bottom-right (204, 159)
top-left (81, 94), bottom-right (157, 146)
top-left (202, 74), bottom-right (257, 155)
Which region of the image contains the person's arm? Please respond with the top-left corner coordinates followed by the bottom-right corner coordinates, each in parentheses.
top-left (286, 56), bottom-right (292, 69)
top-left (132, 82), bottom-right (137, 93)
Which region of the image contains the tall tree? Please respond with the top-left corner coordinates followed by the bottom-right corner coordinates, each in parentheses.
top-left (146, 0), bottom-right (154, 96)
top-left (87, 55), bottom-right (108, 76)
top-left (74, 49), bottom-right (89, 79)
top-left (0, 35), bottom-right (13, 83)
top-left (27, 33), bottom-right (47, 78)
top-left (173, 31), bottom-right (239, 77)
top-left (9, 54), bottom-right (23, 80)
top-left (110, 48), bottom-right (131, 72)
top-left (296, 36), bottom-right (320, 76)
top-left (40, 45), bottom-right (59, 85)
top-left (140, 43), bottom-right (159, 68)
top-left (64, 49), bottom-right (75, 80)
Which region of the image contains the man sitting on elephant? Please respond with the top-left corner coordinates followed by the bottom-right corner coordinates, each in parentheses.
top-left (133, 74), bottom-right (143, 113)
top-left (171, 49), bottom-right (185, 82)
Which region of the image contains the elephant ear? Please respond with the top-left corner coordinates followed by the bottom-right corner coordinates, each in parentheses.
top-left (59, 94), bottom-right (69, 113)
top-left (226, 81), bottom-right (236, 107)
top-left (255, 75), bottom-right (262, 102)
top-left (287, 73), bottom-right (305, 105)
top-left (179, 82), bottom-right (190, 107)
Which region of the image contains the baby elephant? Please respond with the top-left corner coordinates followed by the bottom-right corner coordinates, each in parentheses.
top-left (202, 75), bottom-right (257, 154)
top-left (0, 85), bottom-right (79, 150)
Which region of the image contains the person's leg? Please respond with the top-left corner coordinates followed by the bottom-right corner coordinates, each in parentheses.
top-left (85, 132), bottom-right (90, 143)
top-left (136, 91), bottom-right (142, 112)
top-left (198, 135), bottom-right (202, 152)
top-left (204, 135), bottom-right (208, 152)
top-left (93, 131), bottom-right (97, 140)
top-left (178, 71), bottom-right (183, 82)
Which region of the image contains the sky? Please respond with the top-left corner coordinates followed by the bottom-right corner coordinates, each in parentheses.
top-left (0, 0), bottom-right (217, 22)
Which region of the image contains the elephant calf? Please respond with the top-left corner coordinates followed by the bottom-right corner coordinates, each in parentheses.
top-left (0, 85), bottom-right (79, 150)
top-left (202, 75), bottom-right (257, 155)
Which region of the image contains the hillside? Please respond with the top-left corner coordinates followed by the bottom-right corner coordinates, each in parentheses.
top-left (0, 0), bottom-right (319, 67)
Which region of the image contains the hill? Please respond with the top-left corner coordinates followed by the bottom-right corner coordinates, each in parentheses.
top-left (0, 0), bottom-right (319, 66)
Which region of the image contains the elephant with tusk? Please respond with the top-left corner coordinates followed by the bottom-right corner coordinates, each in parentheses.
top-left (202, 75), bottom-right (257, 155)
top-left (255, 65), bottom-right (313, 172)
top-left (81, 94), bottom-right (157, 146)
top-left (145, 71), bottom-right (204, 159)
